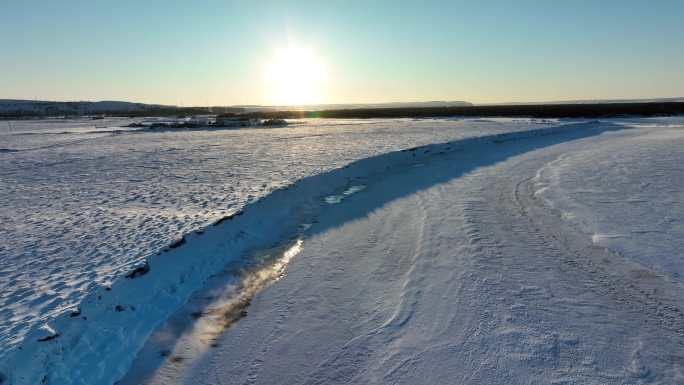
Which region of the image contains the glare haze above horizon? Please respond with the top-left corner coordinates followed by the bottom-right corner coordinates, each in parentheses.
top-left (1, 0), bottom-right (683, 106)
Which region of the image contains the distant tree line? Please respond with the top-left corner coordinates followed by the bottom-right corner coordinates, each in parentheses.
top-left (4, 102), bottom-right (683, 120)
top-left (222, 102), bottom-right (684, 120)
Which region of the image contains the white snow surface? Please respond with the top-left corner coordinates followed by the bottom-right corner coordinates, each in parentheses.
top-left (534, 118), bottom-right (684, 281)
top-left (3, 116), bottom-right (683, 385)
top-left (122, 117), bottom-right (684, 385)
top-left (0, 117), bottom-right (567, 383)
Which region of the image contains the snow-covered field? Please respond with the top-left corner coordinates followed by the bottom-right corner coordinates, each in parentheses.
top-left (121, 117), bottom-right (684, 385)
top-left (0, 117), bottom-right (565, 383)
top-left (1, 117), bottom-right (683, 384)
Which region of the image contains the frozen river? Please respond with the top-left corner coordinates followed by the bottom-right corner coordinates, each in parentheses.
top-left (3, 116), bottom-right (683, 385)
top-left (0, 117), bottom-right (556, 352)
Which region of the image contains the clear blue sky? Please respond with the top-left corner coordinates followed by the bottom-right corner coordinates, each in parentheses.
top-left (1, 0), bottom-right (683, 105)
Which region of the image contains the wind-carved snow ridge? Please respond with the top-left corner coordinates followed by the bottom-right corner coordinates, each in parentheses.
top-left (0, 119), bottom-right (616, 385)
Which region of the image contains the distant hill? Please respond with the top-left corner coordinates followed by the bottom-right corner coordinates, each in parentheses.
top-left (3, 98), bottom-right (682, 118)
top-left (0, 100), bottom-right (249, 118)
top-left (0, 99), bottom-right (473, 117)
top-left (0, 99), bottom-right (168, 116)
top-left (482, 97), bottom-right (684, 106)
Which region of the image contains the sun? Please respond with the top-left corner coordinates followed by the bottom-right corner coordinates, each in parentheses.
top-left (263, 44), bottom-right (327, 106)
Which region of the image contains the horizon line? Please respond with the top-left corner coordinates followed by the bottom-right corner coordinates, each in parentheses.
top-left (2, 96), bottom-right (684, 109)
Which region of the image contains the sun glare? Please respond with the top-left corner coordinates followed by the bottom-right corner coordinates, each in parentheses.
top-left (263, 44), bottom-right (327, 106)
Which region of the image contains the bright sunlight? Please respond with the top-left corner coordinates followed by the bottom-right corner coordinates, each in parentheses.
top-left (263, 43), bottom-right (327, 106)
